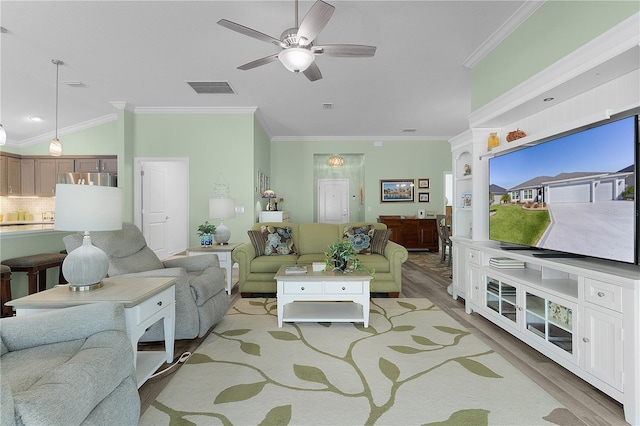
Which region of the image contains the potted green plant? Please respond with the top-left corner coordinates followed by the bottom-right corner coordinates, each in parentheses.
top-left (197, 221), bottom-right (216, 247)
top-left (324, 240), bottom-right (363, 273)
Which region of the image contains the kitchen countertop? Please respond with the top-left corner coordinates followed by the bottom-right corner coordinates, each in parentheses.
top-left (0, 222), bottom-right (56, 237)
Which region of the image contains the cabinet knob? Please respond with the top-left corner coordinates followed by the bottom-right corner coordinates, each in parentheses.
top-left (300, 287), bottom-right (305, 291)
top-left (157, 301), bottom-right (163, 307)
top-left (342, 286), bottom-right (346, 291)
top-left (583, 337), bottom-right (590, 343)
top-left (597, 291), bottom-right (605, 298)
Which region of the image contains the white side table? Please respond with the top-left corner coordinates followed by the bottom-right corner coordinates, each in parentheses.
top-left (187, 242), bottom-right (241, 294)
top-left (6, 277), bottom-right (177, 388)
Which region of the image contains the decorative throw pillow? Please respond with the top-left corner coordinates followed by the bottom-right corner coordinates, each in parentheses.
top-left (343, 225), bottom-right (374, 255)
top-left (261, 225), bottom-right (297, 255)
top-left (371, 229), bottom-right (392, 255)
top-left (247, 230), bottom-right (265, 256)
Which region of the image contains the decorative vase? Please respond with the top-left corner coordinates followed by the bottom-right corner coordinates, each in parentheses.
top-left (487, 132), bottom-right (500, 150)
top-left (200, 234), bottom-right (213, 247)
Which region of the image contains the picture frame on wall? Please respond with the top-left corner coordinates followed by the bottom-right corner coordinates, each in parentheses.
top-left (380, 179), bottom-right (415, 202)
top-left (419, 192), bottom-right (430, 203)
top-left (418, 178), bottom-right (430, 189)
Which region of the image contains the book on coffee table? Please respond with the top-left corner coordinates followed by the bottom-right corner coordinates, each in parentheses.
top-left (285, 265), bottom-right (307, 275)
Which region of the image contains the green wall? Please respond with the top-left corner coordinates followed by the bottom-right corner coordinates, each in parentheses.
top-left (271, 140), bottom-right (452, 223)
top-left (132, 113), bottom-right (257, 247)
top-left (472, 1), bottom-right (639, 110)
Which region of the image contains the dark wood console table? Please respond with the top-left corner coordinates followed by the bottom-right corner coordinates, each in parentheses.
top-left (378, 217), bottom-right (439, 251)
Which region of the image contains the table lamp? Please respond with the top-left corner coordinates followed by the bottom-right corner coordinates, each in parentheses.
top-left (209, 198), bottom-right (235, 245)
top-left (54, 184), bottom-right (123, 291)
top-left (262, 189), bottom-right (277, 211)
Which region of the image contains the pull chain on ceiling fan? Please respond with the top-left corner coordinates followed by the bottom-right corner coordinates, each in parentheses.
top-left (217, 0), bottom-right (376, 82)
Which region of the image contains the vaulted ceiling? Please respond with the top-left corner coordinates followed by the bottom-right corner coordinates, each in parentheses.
top-left (1, 0), bottom-right (532, 146)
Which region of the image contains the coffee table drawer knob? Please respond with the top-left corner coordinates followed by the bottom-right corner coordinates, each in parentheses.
top-left (300, 286), bottom-right (305, 291)
top-left (342, 287), bottom-right (346, 291)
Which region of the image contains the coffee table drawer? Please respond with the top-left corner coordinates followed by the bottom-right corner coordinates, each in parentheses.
top-left (283, 281), bottom-right (323, 294)
top-left (136, 287), bottom-right (174, 324)
top-left (324, 281), bottom-right (363, 294)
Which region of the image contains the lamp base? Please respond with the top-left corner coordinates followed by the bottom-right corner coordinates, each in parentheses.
top-left (214, 222), bottom-right (230, 245)
top-left (62, 233), bottom-right (109, 289)
top-left (69, 281), bottom-right (104, 292)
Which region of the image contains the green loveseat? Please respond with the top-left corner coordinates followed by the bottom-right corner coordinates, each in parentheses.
top-left (232, 222), bottom-right (408, 297)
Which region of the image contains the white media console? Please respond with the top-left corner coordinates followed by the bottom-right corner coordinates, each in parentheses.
top-left (451, 237), bottom-right (640, 425)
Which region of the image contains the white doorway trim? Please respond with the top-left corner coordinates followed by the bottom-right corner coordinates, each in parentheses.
top-left (134, 157), bottom-right (189, 258)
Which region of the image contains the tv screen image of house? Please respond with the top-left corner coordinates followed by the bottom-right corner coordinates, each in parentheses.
top-left (489, 114), bottom-right (638, 264)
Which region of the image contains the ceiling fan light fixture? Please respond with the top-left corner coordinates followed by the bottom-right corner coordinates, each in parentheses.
top-left (279, 47), bottom-right (314, 72)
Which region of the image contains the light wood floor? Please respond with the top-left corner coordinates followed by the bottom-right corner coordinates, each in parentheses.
top-left (139, 260), bottom-right (628, 425)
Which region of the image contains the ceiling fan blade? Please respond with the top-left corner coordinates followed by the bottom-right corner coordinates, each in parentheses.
top-left (303, 62), bottom-right (322, 81)
top-left (217, 19), bottom-right (285, 48)
top-left (312, 44), bottom-right (377, 57)
top-left (238, 54), bottom-right (280, 70)
top-left (297, 0), bottom-right (335, 46)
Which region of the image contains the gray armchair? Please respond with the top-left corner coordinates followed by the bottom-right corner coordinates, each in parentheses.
top-left (63, 222), bottom-right (229, 341)
top-left (0, 302), bottom-right (140, 426)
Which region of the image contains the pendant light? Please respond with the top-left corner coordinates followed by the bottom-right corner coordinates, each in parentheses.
top-left (49, 59), bottom-right (63, 156)
top-left (0, 124), bottom-right (6, 145)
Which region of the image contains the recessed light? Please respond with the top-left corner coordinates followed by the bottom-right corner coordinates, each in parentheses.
top-left (543, 97), bottom-right (554, 102)
top-left (29, 116), bottom-right (43, 122)
top-left (322, 103), bottom-right (333, 110)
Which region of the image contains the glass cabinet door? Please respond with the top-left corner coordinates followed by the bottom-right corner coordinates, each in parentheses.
top-left (525, 292), bottom-right (573, 355)
top-left (485, 277), bottom-right (517, 324)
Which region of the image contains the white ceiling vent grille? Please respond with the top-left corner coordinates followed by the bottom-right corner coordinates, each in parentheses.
top-left (187, 81), bottom-right (236, 95)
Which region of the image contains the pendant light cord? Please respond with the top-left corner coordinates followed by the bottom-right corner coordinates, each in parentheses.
top-left (53, 59), bottom-right (62, 139)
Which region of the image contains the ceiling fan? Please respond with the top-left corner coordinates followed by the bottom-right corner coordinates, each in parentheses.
top-left (217, 0), bottom-right (376, 82)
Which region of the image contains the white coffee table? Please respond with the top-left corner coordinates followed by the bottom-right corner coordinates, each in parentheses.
top-left (6, 276), bottom-right (177, 388)
top-left (275, 265), bottom-right (372, 327)
top-left (187, 243), bottom-right (241, 294)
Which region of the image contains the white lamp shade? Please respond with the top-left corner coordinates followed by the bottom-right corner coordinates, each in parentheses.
top-left (279, 47), bottom-right (315, 72)
top-left (209, 198), bottom-right (236, 219)
top-left (0, 124), bottom-right (6, 145)
top-left (55, 184), bottom-right (123, 231)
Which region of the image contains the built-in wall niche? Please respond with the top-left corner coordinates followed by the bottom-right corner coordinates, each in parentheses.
top-left (313, 154), bottom-right (365, 222)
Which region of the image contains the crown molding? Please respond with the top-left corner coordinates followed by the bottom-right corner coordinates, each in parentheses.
top-left (109, 101), bottom-right (134, 112)
top-left (19, 114), bottom-right (118, 147)
top-left (462, 0), bottom-right (546, 69)
top-left (270, 135), bottom-right (451, 143)
top-left (468, 12), bottom-right (640, 128)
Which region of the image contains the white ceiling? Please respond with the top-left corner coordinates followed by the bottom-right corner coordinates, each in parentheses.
top-left (1, 0), bottom-right (533, 147)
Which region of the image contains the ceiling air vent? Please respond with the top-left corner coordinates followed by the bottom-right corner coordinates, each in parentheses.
top-left (187, 81), bottom-right (235, 95)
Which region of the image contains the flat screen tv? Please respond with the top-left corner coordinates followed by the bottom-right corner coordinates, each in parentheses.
top-left (489, 112), bottom-right (639, 265)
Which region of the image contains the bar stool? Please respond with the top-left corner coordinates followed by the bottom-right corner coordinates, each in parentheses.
top-left (2, 253), bottom-right (67, 295)
top-left (1, 264), bottom-right (12, 317)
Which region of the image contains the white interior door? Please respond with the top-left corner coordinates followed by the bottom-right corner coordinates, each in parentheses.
top-left (134, 158), bottom-right (189, 260)
top-left (318, 179), bottom-right (349, 224)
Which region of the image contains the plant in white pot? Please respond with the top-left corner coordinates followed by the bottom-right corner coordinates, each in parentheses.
top-left (197, 221), bottom-right (216, 247)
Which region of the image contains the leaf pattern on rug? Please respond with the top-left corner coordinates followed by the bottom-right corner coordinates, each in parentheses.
top-left (143, 298), bottom-right (566, 425)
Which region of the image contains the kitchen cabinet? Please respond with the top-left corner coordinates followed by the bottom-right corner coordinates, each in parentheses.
top-left (377, 217), bottom-right (438, 251)
top-left (20, 158), bottom-right (35, 196)
top-left (75, 158), bottom-right (117, 173)
top-left (1, 155), bottom-right (22, 195)
top-left (35, 158), bottom-right (74, 196)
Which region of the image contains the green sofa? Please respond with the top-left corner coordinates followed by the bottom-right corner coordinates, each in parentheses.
top-left (232, 222), bottom-right (408, 297)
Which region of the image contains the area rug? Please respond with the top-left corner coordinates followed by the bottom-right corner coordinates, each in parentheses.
top-left (140, 298), bottom-right (578, 425)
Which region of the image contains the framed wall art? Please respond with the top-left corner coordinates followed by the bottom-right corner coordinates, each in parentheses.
top-left (419, 192), bottom-right (430, 203)
top-left (380, 179), bottom-right (415, 202)
top-left (418, 178), bottom-right (430, 189)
